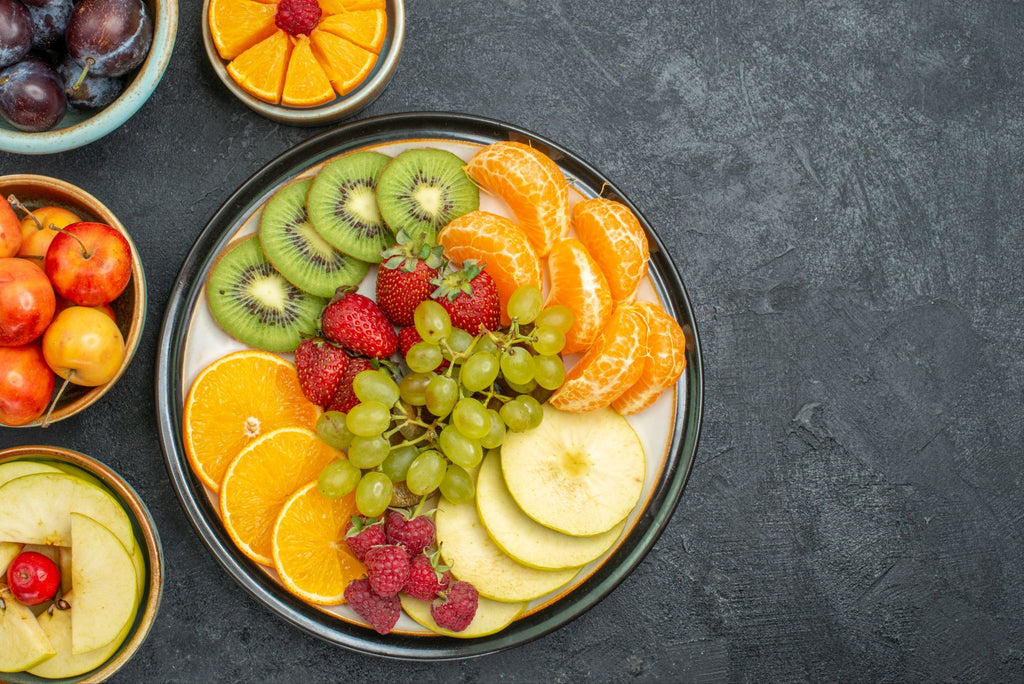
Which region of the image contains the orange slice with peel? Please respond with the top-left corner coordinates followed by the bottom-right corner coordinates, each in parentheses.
top-left (320, 0), bottom-right (384, 11)
top-left (544, 238), bottom-right (613, 355)
top-left (572, 198), bottom-right (650, 303)
top-left (220, 427), bottom-right (341, 566)
top-left (310, 28), bottom-right (377, 96)
top-left (611, 301), bottom-right (687, 415)
top-left (319, 9), bottom-right (387, 53)
top-left (209, 0), bottom-right (279, 61)
top-left (227, 29), bottom-right (293, 104)
top-left (282, 35), bottom-right (336, 107)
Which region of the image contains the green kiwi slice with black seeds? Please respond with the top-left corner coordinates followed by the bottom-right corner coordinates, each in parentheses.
top-left (307, 150), bottom-right (393, 263)
top-left (206, 235), bottom-right (326, 352)
top-left (376, 148), bottom-right (480, 245)
top-left (260, 178), bottom-right (371, 298)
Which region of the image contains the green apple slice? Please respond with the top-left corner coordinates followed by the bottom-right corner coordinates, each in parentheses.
top-left (476, 450), bottom-right (625, 570)
top-left (69, 513), bottom-right (138, 654)
top-left (436, 487), bottom-right (579, 603)
top-left (500, 404), bottom-right (645, 537)
top-left (0, 460), bottom-right (62, 487)
top-left (0, 585), bottom-right (56, 672)
top-left (130, 538), bottom-right (146, 604)
top-left (0, 543), bottom-right (21, 575)
top-left (50, 462), bottom-right (108, 490)
top-left (400, 593), bottom-right (525, 638)
top-left (27, 590), bottom-right (133, 679)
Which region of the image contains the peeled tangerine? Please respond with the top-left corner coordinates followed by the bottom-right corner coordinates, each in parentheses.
top-left (612, 301), bottom-right (687, 415)
top-left (544, 238), bottom-right (613, 355)
top-left (571, 198), bottom-right (649, 303)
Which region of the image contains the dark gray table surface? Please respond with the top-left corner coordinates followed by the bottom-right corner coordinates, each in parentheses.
top-left (2, 1), bottom-right (1023, 681)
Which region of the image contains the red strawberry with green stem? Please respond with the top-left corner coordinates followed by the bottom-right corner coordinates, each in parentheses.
top-left (326, 356), bottom-right (375, 413)
top-left (294, 338), bottom-right (350, 408)
top-left (376, 230), bottom-right (447, 327)
top-left (321, 290), bottom-right (398, 359)
top-left (430, 260), bottom-right (501, 334)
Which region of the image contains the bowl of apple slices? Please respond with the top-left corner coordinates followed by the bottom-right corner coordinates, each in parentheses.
top-left (0, 444), bottom-right (163, 682)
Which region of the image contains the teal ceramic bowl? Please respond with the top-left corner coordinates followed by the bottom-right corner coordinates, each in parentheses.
top-left (0, 0), bottom-right (178, 155)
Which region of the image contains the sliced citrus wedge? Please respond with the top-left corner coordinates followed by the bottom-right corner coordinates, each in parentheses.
top-left (310, 29), bottom-right (377, 96)
top-left (209, 0), bottom-right (279, 61)
top-left (227, 29), bottom-right (293, 104)
top-left (612, 301), bottom-right (687, 415)
top-left (571, 198), bottom-right (649, 303)
top-left (319, 9), bottom-right (387, 53)
top-left (282, 35), bottom-right (336, 107)
top-left (320, 0), bottom-right (385, 11)
top-left (544, 238), bottom-right (613, 355)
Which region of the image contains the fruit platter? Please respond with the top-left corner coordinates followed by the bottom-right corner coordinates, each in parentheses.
top-left (155, 112), bottom-right (703, 658)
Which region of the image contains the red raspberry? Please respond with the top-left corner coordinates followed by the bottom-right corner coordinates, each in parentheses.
top-left (344, 578), bottom-right (400, 635)
top-left (430, 580), bottom-right (479, 632)
top-left (344, 516), bottom-right (386, 561)
top-left (384, 509), bottom-right (435, 556)
top-left (363, 544), bottom-right (410, 598)
top-left (403, 551), bottom-right (451, 601)
top-left (275, 0), bottom-right (322, 36)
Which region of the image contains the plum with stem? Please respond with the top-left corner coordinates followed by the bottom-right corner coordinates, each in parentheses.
top-left (65, 0), bottom-right (152, 78)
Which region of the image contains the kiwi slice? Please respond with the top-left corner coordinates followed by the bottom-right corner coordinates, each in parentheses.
top-left (206, 235), bottom-right (326, 352)
top-left (307, 150), bottom-right (393, 263)
top-left (259, 178), bottom-right (370, 297)
top-left (376, 148), bottom-right (480, 244)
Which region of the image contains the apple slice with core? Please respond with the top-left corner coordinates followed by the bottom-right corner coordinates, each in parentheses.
top-left (0, 585), bottom-right (56, 672)
top-left (400, 593), bottom-right (526, 638)
top-left (28, 590), bottom-right (134, 679)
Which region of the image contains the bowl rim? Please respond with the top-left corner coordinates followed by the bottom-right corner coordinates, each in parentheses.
top-left (0, 0), bottom-right (179, 155)
top-left (0, 444), bottom-right (164, 684)
top-left (200, 0), bottom-right (405, 126)
top-left (0, 173), bottom-right (147, 427)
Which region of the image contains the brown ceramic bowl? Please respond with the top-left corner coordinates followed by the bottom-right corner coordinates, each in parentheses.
top-left (0, 444), bottom-right (163, 683)
top-left (0, 175), bottom-right (147, 427)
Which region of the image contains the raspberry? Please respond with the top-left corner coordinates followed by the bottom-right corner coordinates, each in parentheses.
top-left (344, 516), bottom-right (386, 561)
top-left (364, 544), bottom-right (410, 598)
top-left (344, 578), bottom-right (401, 635)
top-left (430, 581), bottom-right (479, 632)
top-left (275, 0), bottom-right (322, 36)
top-left (384, 508), bottom-right (435, 556)
top-left (403, 551), bottom-right (451, 601)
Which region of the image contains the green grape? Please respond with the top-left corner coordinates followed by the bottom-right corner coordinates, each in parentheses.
top-left (355, 471), bottom-right (393, 517)
top-left (317, 459), bottom-right (361, 499)
top-left (425, 375), bottom-right (458, 417)
top-left (439, 463), bottom-right (475, 504)
top-left (452, 397), bottom-right (490, 440)
top-left (399, 372), bottom-right (431, 406)
top-left (519, 394), bottom-right (544, 429)
top-left (444, 328), bottom-right (475, 358)
top-left (531, 325), bottom-right (566, 356)
top-left (499, 398), bottom-right (532, 432)
top-left (348, 435), bottom-right (391, 468)
top-left (481, 409), bottom-right (506, 449)
top-left (500, 347), bottom-right (535, 385)
top-left (534, 305), bottom-right (574, 333)
top-left (316, 411), bottom-right (355, 451)
top-left (353, 369), bottom-right (400, 406)
top-left (345, 401), bottom-right (392, 437)
top-left (439, 424), bottom-right (483, 468)
top-left (472, 335), bottom-right (498, 355)
top-left (406, 449), bottom-right (447, 495)
top-left (414, 300), bottom-right (451, 343)
top-left (460, 351), bottom-right (500, 392)
top-left (407, 341), bottom-right (444, 373)
top-left (533, 354), bottom-right (567, 390)
top-left (505, 378), bottom-right (538, 394)
top-left (507, 284), bottom-right (543, 324)
top-left (382, 444), bottom-right (419, 482)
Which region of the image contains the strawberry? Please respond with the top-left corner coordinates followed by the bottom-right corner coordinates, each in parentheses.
top-left (430, 260), bottom-right (501, 333)
top-left (364, 544), bottom-right (410, 598)
top-left (403, 549), bottom-right (451, 601)
top-left (384, 508), bottom-right (435, 556)
top-left (345, 578), bottom-right (401, 635)
top-left (321, 290), bottom-right (398, 359)
top-left (326, 356), bottom-right (374, 413)
top-left (294, 338), bottom-right (350, 407)
top-left (344, 515), bottom-right (386, 561)
top-left (375, 230), bottom-right (447, 327)
top-left (430, 580), bottom-right (479, 632)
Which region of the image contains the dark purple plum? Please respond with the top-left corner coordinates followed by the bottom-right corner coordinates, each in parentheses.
top-left (65, 0), bottom-right (153, 78)
top-left (19, 0), bottom-right (52, 6)
top-left (25, 0), bottom-right (73, 51)
top-left (57, 52), bottom-right (125, 110)
top-left (0, 55), bottom-right (66, 131)
top-left (0, 0), bottom-right (33, 69)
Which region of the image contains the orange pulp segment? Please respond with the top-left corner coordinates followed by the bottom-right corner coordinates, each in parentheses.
top-left (572, 198), bottom-right (650, 303)
top-left (549, 303), bottom-right (648, 413)
top-left (612, 301), bottom-right (687, 415)
top-left (310, 29), bottom-right (377, 96)
top-left (463, 141), bottom-right (570, 257)
top-left (272, 481), bottom-right (364, 605)
top-left (227, 29), bottom-right (293, 104)
top-left (209, 0), bottom-right (279, 61)
top-left (183, 350), bottom-right (319, 492)
top-left (319, 9), bottom-right (387, 53)
top-left (320, 0), bottom-right (385, 11)
top-left (438, 210), bottom-right (543, 326)
top-left (282, 35), bottom-right (336, 107)
top-left (544, 238), bottom-right (613, 355)
top-left (220, 427), bottom-right (341, 566)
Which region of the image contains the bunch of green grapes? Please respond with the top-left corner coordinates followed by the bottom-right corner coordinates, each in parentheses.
top-left (316, 284), bottom-right (574, 518)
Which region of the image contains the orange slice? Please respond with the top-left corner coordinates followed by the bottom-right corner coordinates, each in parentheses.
top-left (572, 198), bottom-right (649, 303)
top-left (209, 0), bottom-right (279, 61)
top-left (438, 210), bottom-right (542, 326)
top-left (282, 35), bottom-right (336, 107)
top-left (463, 141), bottom-right (570, 257)
top-left (183, 350), bottom-right (319, 492)
top-left (319, 9), bottom-right (387, 53)
top-left (220, 427), bottom-right (341, 566)
top-left (227, 29), bottom-right (293, 103)
top-left (272, 481), bottom-right (364, 604)
top-left (320, 0), bottom-right (385, 11)
top-left (549, 304), bottom-right (647, 413)
top-left (544, 238), bottom-right (613, 355)
top-left (612, 302), bottom-right (687, 415)
top-left (310, 29), bottom-right (376, 96)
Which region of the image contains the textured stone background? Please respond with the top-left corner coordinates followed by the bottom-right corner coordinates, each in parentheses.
top-left (2, 0), bottom-right (1023, 680)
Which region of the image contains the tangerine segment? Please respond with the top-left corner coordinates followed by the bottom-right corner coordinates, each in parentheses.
top-left (272, 481), bottom-right (363, 605)
top-left (209, 0), bottom-right (279, 61)
top-left (572, 198), bottom-right (650, 303)
top-left (282, 35), bottom-right (336, 107)
top-left (227, 29), bottom-right (293, 104)
top-left (220, 427), bottom-right (341, 566)
top-left (319, 9), bottom-right (387, 54)
top-left (310, 29), bottom-right (377, 96)
top-left (320, 0), bottom-right (385, 11)
top-left (544, 238), bottom-right (613, 355)
top-left (549, 304), bottom-right (648, 413)
top-left (438, 211), bottom-right (542, 326)
top-left (463, 141), bottom-right (570, 257)
top-left (612, 302), bottom-right (687, 415)
top-left (183, 351), bottom-right (319, 492)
